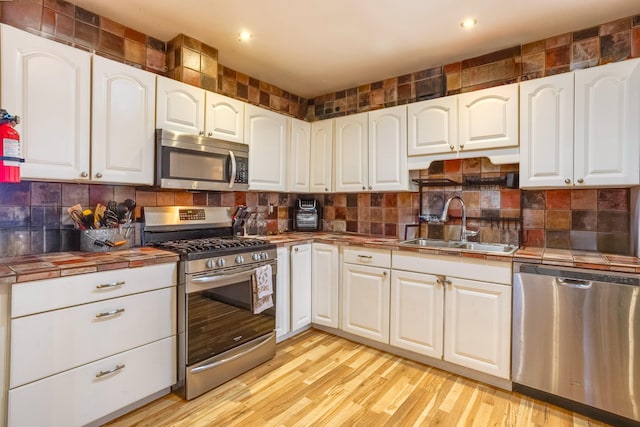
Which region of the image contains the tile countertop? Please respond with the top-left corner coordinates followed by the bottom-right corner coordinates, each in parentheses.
top-left (262, 232), bottom-right (640, 273)
top-left (0, 247), bottom-right (179, 285)
top-left (2, 234), bottom-right (639, 285)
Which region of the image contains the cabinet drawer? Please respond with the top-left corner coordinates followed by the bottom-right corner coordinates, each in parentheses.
top-left (11, 263), bottom-right (177, 317)
top-left (10, 287), bottom-right (176, 388)
top-left (343, 246), bottom-right (391, 268)
top-left (8, 336), bottom-right (176, 427)
top-left (393, 252), bottom-right (512, 285)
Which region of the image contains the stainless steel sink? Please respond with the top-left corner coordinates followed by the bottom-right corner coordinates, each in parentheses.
top-left (400, 238), bottom-right (518, 255)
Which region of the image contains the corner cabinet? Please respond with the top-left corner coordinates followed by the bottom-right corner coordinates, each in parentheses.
top-left (334, 106), bottom-right (410, 192)
top-left (341, 246), bottom-right (391, 343)
top-left (309, 119), bottom-right (334, 193)
top-left (1, 24), bottom-right (91, 181)
top-left (92, 55), bottom-right (156, 185)
top-left (334, 112), bottom-right (369, 192)
top-left (520, 58), bottom-right (640, 188)
top-left (288, 118), bottom-right (312, 192)
top-left (245, 104), bottom-right (289, 191)
top-left (311, 243), bottom-right (339, 328)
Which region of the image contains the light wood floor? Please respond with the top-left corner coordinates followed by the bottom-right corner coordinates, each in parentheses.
top-left (107, 329), bottom-right (610, 427)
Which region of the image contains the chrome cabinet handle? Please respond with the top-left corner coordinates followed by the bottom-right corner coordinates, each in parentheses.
top-left (95, 308), bottom-right (125, 318)
top-left (459, 144), bottom-right (464, 149)
top-left (362, 186), bottom-right (365, 190)
top-left (96, 281), bottom-right (125, 289)
top-left (383, 271), bottom-right (387, 276)
top-left (95, 172), bottom-right (103, 179)
top-left (96, 364), bottom-right (125, 378)
top-left (444, 279), bottom-right (452, 286)
top-left (80, 171), bottom-right (88, 178)
top-left (577, 178), bottom-right (584, 184)
top-left (564, 178), bottom-right (571, 184)
top-left (208, 131), bottom-right (213, 136)
top-left (357, 255), bottom-right (372, 259)
top-left (325, 188), bottom-right (328, 192)
top-left (199, 130), bottom-right (204, 135)
top-left (449, 145), bottom-right (455, 150)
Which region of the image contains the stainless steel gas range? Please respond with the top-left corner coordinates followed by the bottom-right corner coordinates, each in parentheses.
top-left (143, 206), bottom-right (277, 400)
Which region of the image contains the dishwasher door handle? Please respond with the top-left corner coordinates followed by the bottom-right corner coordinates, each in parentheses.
top-left (555, 277), bottom-right (592, 289)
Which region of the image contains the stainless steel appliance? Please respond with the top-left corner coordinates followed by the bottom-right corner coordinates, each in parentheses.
top-left (513, 263), bottom-right (640, 425)
top-left (143, 206), bottom-right (276, 400)
top-left (155, 129), bottom-right (249, 191)
top-left (293, 199), bottom-right (321, 231)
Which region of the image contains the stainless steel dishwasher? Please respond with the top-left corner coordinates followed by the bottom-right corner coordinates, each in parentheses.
top-left (512, 263), bottom-right (640, 426)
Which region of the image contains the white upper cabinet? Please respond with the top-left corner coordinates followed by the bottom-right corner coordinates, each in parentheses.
top-left (368, 105), bottom-right (408, 191)
top-left (156, 76), bottom-right (206, 135)
top-left (204, 92), bottom-right (244, 142)
top-left (334, 112), bottom-right (369, 192)
top-left (92, 55), bottom-right (156, 185)
top-left (520, 58), bottom-right (640, 188)
top-left (574, 58), bottom-right (640, 187)
top-left (520, 73), bottom-right (574, 188)
top-left (408, 95), bottom-right (458, 156)
top-left (288, 118), bottom-right (311, 192)
top-left (1, 24), bottom-right (91, 181)
top-left (245, 104), bottom-right (289, 191)
top-left (458, 83), bottom-right (519, 151)
top-left (309, 119), bottom-right (333, 193)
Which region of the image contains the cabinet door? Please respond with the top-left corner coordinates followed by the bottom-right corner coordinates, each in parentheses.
top-left (443, 278), bottom-right (511, 379)
top-left (574, 58), bottom-right (640, 187)
top-left (288, 118), bottom-right (311, 192)
top-left (408, 95), bottom-right (458, 155)
top-left (458, 83), bottom-right (519, 151)
top-left (0, 283), bottom-right (8, 427)
top-left (309, 120), bottom-right (333, 193)
top-left (519, 73), bottom-right (574, 188)
top-left (92, 55), bottom-right (156, 185)
top-left (1, 24), bottom-right (91, 181)
top-left (290, 243), bottom-right (312, 331)
top-left (156, 76), bottom-right (205, 135)
top-left (334, 112), bottom-right (368, 192)
top-left (368, 105), bottom-right (408, 191)
top-left (341, 263), bottom-right (390, 343)
top-left (245, 104), bottom-right (288, 191)
top-left (311, 243), bottom-right (339, 328)
top-left (390, 271), bottom-right (444, 358)
top-left (275, 246), bottom-right (291, 341)
top-left (204, 91), bottom-right (244, 143)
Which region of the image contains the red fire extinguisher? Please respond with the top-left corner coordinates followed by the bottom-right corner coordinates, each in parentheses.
top-left (0, 109), bottom-right (23, 183)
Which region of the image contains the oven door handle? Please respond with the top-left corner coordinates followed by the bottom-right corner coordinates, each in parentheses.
top-left (191, 269), bottom-right (255, 284)
top-left (190, 333), bottom-right (274, 374)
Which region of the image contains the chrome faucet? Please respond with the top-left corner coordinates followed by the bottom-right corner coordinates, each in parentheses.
top-left (439, 196), bottom-right (479, 242)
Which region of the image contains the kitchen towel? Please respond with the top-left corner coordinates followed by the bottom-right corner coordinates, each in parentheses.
top-left (252, 264), bottom-right (273, 314)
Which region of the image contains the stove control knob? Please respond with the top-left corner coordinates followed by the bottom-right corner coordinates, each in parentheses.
top-left (206, 259), bottom-right (215, 269)
top-left (235, 255), bottom-right (244, 264)
top-left (260, 252), bottom-right (268, 260)
top-left (252, 253), bottom-right (260, 261)
top-left (216, 258), bottom-right (225, 267)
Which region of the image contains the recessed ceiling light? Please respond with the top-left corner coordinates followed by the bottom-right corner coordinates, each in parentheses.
top-left (461, 18), bottom-right (477, 29)
top-left (239, 31), bottom-right (253, 42)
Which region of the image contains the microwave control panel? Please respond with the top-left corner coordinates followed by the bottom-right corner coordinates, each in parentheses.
top-left (235, 157), bottom-right (248, 183)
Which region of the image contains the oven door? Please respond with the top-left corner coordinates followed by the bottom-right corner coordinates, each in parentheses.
top-left (185, 262), bottom-right (276, 366)
top-left (156, 130), bottom-right (249, 191)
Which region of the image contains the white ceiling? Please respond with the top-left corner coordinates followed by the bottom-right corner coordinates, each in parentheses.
top-left (72, 0), bottom-right (640, 98)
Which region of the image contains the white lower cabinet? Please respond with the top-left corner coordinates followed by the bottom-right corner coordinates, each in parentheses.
top-left (341, 247), bottom-right (391, 344)
top-left (391, 251), bottom-right (512, 379)
top-left (0, 282), bottom-right (9, 427)
top-left (8, 263), bottom-right (178, 426)
top-left (390, 270), bottom-right (443, 358)
top-left (443, 277), bottom-right (511, 379)
top-left (311, 243), bottom-right (339, 328)
top-left (290, 243), bottom-right (312, 332)
top-left (275, 246), bottom-right (291, 340)
top-left (8, 337), bottom-right (176, 427)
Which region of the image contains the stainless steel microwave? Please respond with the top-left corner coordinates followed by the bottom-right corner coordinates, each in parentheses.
top-left (155, 129), bottom-right (249, 191)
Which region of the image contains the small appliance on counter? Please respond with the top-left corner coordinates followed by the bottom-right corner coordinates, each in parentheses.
top-left (293, 199), bottom-right (322, 231)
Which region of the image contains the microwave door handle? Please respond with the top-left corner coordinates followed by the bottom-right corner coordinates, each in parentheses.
top-left (228, 150), bottom-right (236, 189)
